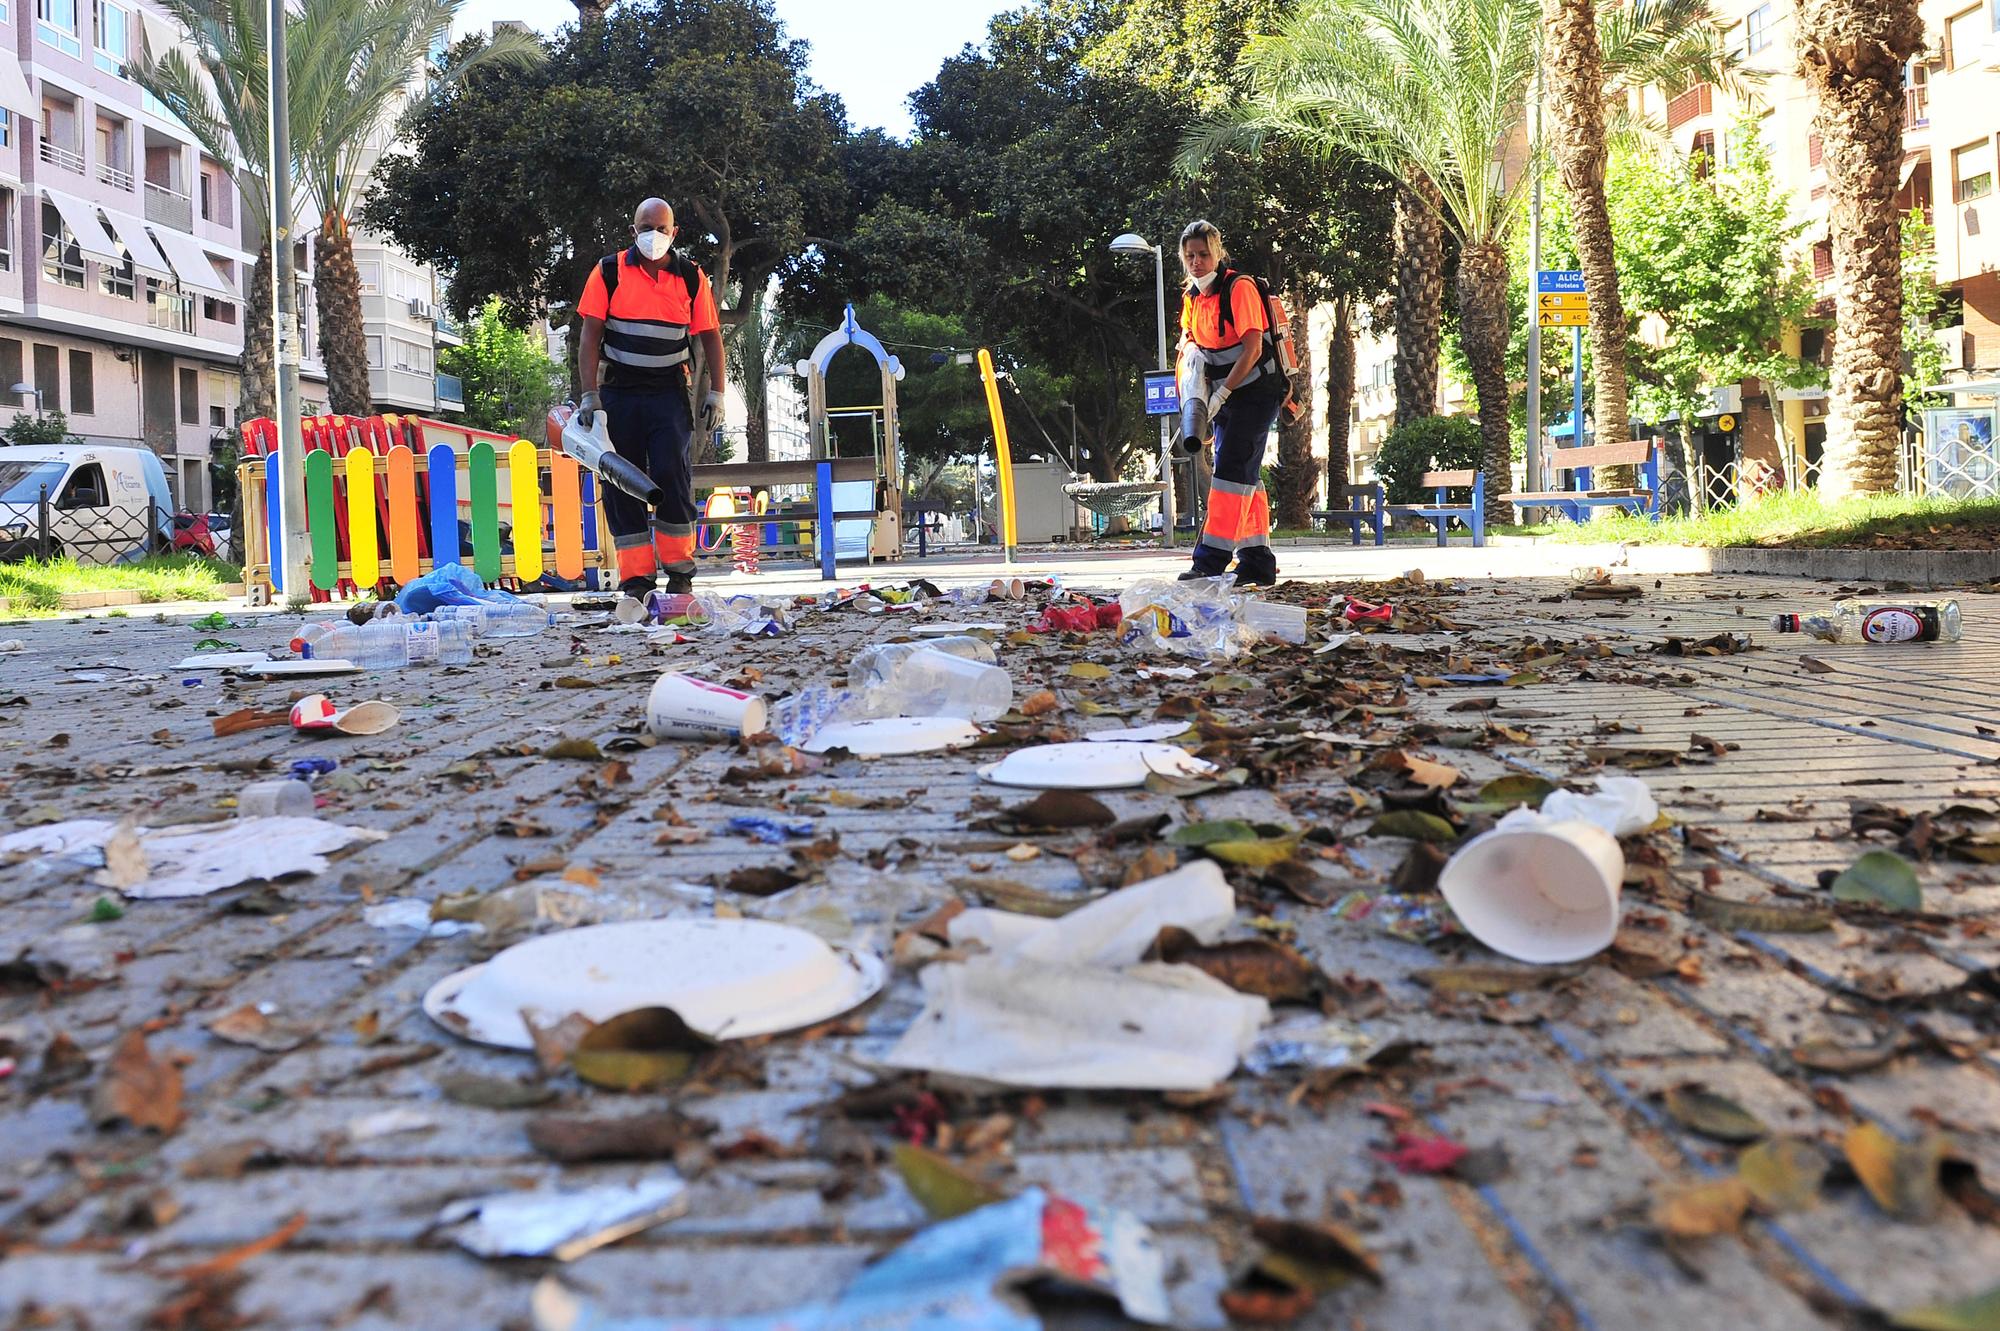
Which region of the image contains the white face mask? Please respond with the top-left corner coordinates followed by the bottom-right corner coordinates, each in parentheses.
top-left (1192, 270), bottom-right (1219, 293)
top-left (634, 228), bottom-right (672, 261)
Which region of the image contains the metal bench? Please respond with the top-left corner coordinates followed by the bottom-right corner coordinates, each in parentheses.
top-left (1384, 469), bottom-right (1486, 547)
top-left (1503, 441), bottom-right (1661, 522)
top-left (1312, 484), bottom-right (1385, 546)
top-left (690, 456), bottom-right (883, 579)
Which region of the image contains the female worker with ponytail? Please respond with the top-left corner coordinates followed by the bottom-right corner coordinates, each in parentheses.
top-left (1176, 219), bottom-right (1282, 587)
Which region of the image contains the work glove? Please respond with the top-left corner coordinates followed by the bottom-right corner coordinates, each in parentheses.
top-left (576, 391), bottom-right (602, 429)
top-left (1205, 384), bottom-right (1233, 423)
top-left (701, 390), bottom-right (724, 438)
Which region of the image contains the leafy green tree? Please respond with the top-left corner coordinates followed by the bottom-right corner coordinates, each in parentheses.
top-left (364, 0), bottom-right (848, 377)
top-left (439, 299), bottom-right (567, 442)
top-left (4, 410), bottom-right (83, 447)
top-left (1902, 208), bottom-right (1946, 414)
top-left (1610, 126), bottom-right (1819, 507)
top-left (1375, 414), bottom-right (1483, 503)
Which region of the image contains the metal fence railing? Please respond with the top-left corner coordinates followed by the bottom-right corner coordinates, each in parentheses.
top-left (1, 487), bottom-right (174, 565)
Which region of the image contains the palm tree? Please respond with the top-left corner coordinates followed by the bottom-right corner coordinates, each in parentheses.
top-left (1325, 295), bottom-right (1357, 498)
top-left (1192, 0), bottom-right (1540, 521)
top-left (133, 0), bottom-right (538, 420)
top-left (292, 0), bottom-right (539, 415)
top-left (1796, 0), bottom-right (1923, 496)
top-left (130, 0), bottom-right (279, 420)
top-left (1392, 177), bottom-right (1443, 427)
top-left (1551, 0), bottom-right (1752, 482)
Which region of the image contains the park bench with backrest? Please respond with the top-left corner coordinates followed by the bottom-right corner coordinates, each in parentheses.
top-left (1502, 441), bottom-right (1662, 521)
top-left (1384, 469), bottom-right (1486, 547)
top-left (1312, 483), bottom-right (1385, 545)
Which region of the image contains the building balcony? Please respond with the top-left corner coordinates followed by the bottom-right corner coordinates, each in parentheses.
top-left (97, 162), bottom-right (135, 192)
top-left (38, 138), bottom-right (85, 175)
top-left (144, 181), bottom-right (193, 231)
top-left (436, 372), bottom-right (464, 409)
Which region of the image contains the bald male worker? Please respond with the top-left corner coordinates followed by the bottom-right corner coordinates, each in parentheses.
top-left (575, 198), bottom-right (728, 596)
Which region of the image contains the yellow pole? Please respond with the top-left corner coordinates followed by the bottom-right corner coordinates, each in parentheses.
top-left (977, 347), bottom-right (1018, 562)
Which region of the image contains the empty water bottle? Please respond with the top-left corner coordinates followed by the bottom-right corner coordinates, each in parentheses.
top-left (1771, 597), bottom-right (1962, 644)
top-left (849, 645), bottom-right (1012, 721)
top-left (299, 618), bottom-right (472, 668)
top-left (431, 601), bottom-right (553, 639)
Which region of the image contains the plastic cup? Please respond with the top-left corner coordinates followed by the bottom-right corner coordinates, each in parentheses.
top-left (1437, 819), bottom-right (1623, 963)
top-left (647, 672), bottom-right (769, 741)
top-left (892, 648), bottom-right (1013, 721)
top-left (1241, 601), bottom-right (1308, 644)
top-left (238, 778), bottom-right (316, 818)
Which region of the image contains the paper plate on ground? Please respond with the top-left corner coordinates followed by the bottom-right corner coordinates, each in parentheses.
top-left (1085, 721), bottom-right (1193, 744)
top-left (912, 622), bottom-right (1006, 635)
top-left (176, 652), bottom-right (272, 670)
top-left (802, 716), bottom-right (984, 756)
top-left (241, 659), bottom-right (363, 676)
top-left (423, 918), bottom-right (887, 1049)
top-left (977, 741), bottom-right (1214, 790)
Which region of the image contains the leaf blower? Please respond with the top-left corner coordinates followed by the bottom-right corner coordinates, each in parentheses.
top-left (550, 402), bottom-right (665, 508)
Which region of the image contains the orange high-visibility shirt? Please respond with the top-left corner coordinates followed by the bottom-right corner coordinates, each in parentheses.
top-left (1181, 272), bottom-right (1268, 351)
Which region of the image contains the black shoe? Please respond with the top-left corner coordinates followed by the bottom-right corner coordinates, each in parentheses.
top-left (1232, 567), bottom-right (1279, 588)
top-left (662, 571), bottom-right (694, 596)
top-left (618, 576), bottom-right (656, 597)
top-left (1179, 568), bottom-right (1228, 582)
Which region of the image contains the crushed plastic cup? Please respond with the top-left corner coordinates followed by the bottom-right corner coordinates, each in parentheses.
top-left (1438, 812), bottom-right (1624, 963)
top-left (1240, 599), bottom-right (1308, 644)
top-left (645, 672), bottom-right (768, 741)
top-left (289, 694), bottom-right (400, 736)
top-left (237, 778), bottom-right (316, 819)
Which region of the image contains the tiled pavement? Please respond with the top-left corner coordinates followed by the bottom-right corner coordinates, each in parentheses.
top-left (1, 561), bottom-right (1996, 1329)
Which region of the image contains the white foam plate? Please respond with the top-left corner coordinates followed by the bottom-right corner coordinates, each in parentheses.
top-left (977, 741), bottom-right (1214, 790)
top-left (175, 652), bottom-right (272, 670)
top-left (912, 622), bottom-right (1006, 635)
top-left (1085, 721), bottom-right (1193, 744)
top-left (423, 918), bottom-right (887, 1049)
top-left (802, 716), bottom-right (984, 756)
top-left (240, 659), bottom-right (364, 676)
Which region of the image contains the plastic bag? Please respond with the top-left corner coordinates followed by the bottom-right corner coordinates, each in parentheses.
top-left (1117, 577), bottom-right (1259, 659)
top-left (396, 562), bottom-right (525, 615)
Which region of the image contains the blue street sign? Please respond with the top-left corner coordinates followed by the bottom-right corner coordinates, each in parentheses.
top-left (1537, 269), bottom-right (1586, 294)
top-left (1143, 369), bottom-right (1180, 416)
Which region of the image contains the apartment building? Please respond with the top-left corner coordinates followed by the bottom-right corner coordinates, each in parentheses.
top-left (0, 0), bottom-right (252, 511)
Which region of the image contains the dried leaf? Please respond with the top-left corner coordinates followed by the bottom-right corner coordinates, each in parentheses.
top-left (1262, 860), bottom-right (1337, 907)
top-left (1019, 689), bottom-right (1059, 717)
top-left (1153, 928), bottom-right (1322, 1002)
top-left (1584, 745), bottom-right (1686, 769)
top-left (1891, 1285), bottom-right (2000, 1331)
top-left (1798, 656), bottom-right (1835, 675)
top-left (1651, 1177), bottom-right (1751, 1238)
top-left (569, 1007), bottom-right (714, 1092)
top-left (722, 866), bottom-right (803, 897)
top-left (527, 1110), bottom-right (715, 1163)
top-left (1004, 790), bottom-right (1115, 829)
top-left (1662, 1085), bottom-right (1767, 1143)
top-left (1830, 850), bottom-right (1923, 911)
top-left (1791, 1035), bottom-right (1906, 1075)
top-left (1250, 1215), bottom-right (1384, 1290)
top-left (1374, 1131), bottom-right (1468, 1174)
top-left (543, 737), bottom-right (605, 761)
top-left (212, 708), bottom-right (288, 737)
top-left (1170, 819), bottom-right (1263, 846)
top-left (1372, 750), bottom-right (1462, 790)
top-left (169, 1212), bottom-right (306, 1281)
top-left (206, 1006), bottom-right (315, 1053)
top-left (1413, 963), bottom-right (1579, 995)
top-left (1475, 775), bottom-right (1556, 808)
top-left (1066, 661), bottom-right (1111, 680)
top-left (92, 1030), bottom-right (184, 1134)
top-left (1205, 836), bottom-right (1303, 868)
top-left (1689, 890), bottom-right (1833, 934)
top-left (1845, 1122), bottom-right (1946, 1221)
top-left (1738, 1137), bottom-right (1826, 1212)
top-left (437, 1074), bottom-right (558, 1110)
top-left (1367, 811), bottom-right (1458, 843)
top-left (892, 1142), bottom-right (1007, 1219)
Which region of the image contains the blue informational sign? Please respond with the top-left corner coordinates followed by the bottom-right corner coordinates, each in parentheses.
top-left (1536, 269), bottom-right (1586, 294)
top-left (1143, 370), bottom-right (1180, 416)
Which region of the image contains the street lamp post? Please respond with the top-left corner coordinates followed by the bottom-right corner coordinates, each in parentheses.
top-left (1057, 399), bottom-right (1082, 475)
top-left (1110, 232), bottom-right (1176, 548)
top-left (10, 383), bottom-right (44, 415)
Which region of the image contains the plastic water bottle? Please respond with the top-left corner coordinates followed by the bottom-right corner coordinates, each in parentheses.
top-left (431, 601), bottom-right (553, 639)
top-left (1771, 598), bottom-right (1961, 644)
top-left (291, 621), bottom-right (342, 654)
top-left (851, 637), bottom-right (999, 676)
top-left (849, 645), bottom-right (1012, 721)
top-left (299, 618), bottom-right (473, 668)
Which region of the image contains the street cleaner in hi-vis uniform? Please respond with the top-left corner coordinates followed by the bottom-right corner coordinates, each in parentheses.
top-left (1176, 219), bottom-right (1283, 587)
top-left (574, 197), bottom-right (727, 597)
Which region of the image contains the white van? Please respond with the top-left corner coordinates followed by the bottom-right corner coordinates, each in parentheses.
top-left (0, 444), bottom-right (175, 565)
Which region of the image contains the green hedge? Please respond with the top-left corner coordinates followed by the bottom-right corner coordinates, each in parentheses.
top-left (1375, 415), bottom-right (1483, 504)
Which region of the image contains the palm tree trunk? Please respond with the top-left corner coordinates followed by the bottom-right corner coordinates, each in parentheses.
top-left (1545, 0), bottom-right (1632, 484)
top-left (1325, 297), bottom-right (1356, 505)
top-left (1458, 242), bottom-right (1515, 523)
top-left (1393, 176), bottom-right (1443, 427)
top-left (1273, 291), bottom-right (1316, 530)
top-left (1797, 0), bottom-right (1923, 497)
top-left (314, 214), bottom-right (373, 417)
top-left (241, 242), bottom-right (275, 423)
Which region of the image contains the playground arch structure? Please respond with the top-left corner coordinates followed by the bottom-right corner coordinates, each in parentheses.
top-left (234, 305), bottom-right (917, 599)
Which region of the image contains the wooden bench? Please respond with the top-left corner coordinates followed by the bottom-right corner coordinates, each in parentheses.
top-left (1312, 483), bottom-right (1384, 546)
top-left (1384, 469), bottom-right (1486, 547)
top-left (1502, 441), bottom-right (1661, 522)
